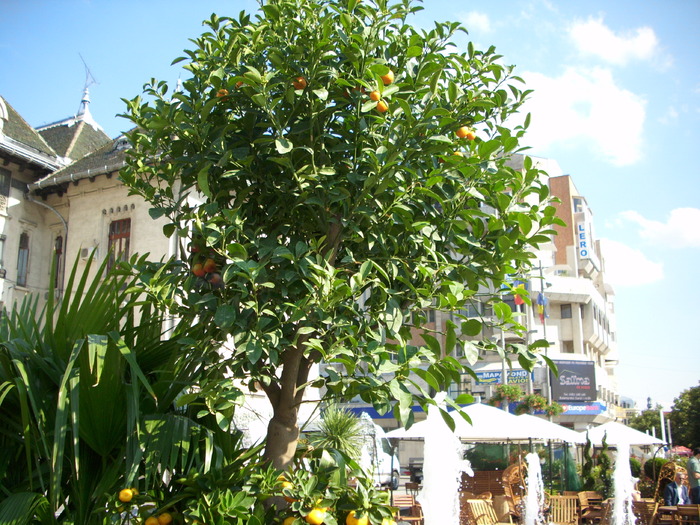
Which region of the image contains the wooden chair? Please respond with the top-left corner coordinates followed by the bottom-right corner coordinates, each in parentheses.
top-left (673, 505), bottom-right (700, 525)
top-left (632, 499), bottom-right (659, 525)
top-left (502, 463), bottom-right (525, 523)
top-left (578, 491), bottom-right (604, 523)
top-left (463, 498), bottom-right (512, 525)
top-left (597, 499), bottom-right (614, 525)
top-left (405, 481), bottom-right (421, 496)
top-left (392, 494), bottom-right (423, 525)
top-left (548, 495), bottom-right (579, 525)
top-left (654, 462), bottom-right (688, 503)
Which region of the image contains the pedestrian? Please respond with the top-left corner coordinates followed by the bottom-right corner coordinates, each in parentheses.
top-left (664, 471), bottom-right (690, 505)
top-left (688, 447), bottom-right (700, 504)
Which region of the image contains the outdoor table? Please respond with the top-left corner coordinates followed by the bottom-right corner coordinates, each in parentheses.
top-left (657, 506), bottom-right (677, 524)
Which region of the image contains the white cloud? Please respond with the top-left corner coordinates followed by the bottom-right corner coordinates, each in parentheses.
top-left (569, 17), bottom-right (659, 66)
top-left (618, 208), bottom-right (700, 248)
top-left (459, 11), bottom-right (492, 34)
top-left (517, 67), bottom-right (646, 166)
top-left (600, 239), bottom-right (664, 287)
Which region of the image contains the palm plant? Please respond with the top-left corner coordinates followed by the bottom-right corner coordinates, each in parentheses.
top-left (307, 403), bottom-right (364, 460)
top-left (0, 253), bottom-right (242, 524)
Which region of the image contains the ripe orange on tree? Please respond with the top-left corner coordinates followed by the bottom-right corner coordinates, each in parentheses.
top-left (369, 90), bottom-right (381, 101)
top-left (305, 508), bottom-right (326, 525)
top-left (380, 70), bottom-right (395, 85)
top-left (118, 488), bottom-right (134, 503)
top-left (216, 88), bottom-right (229, 98)
top-left (456, 126), bottom-right (470, 138)
top-left (203, 258), bottom-right (217, 273)
top-left (376, 100), bottom-right (389, 113)
top-left (144, 517), bottom-right (159, 525)
top-left (456, 126), bottom-right (477, 140)
top-left (158, 513), bottom-right (173, 525)
top-left (292, 76), bottom-right (308, 90)
top-left (345, 510), bottom-right (369, 525)
top-left (192, 263), bottom-right (206, 277)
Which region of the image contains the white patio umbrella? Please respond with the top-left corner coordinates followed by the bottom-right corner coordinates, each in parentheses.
top-left (516, 413), bottom-right (586, 444)
top-left (386, 403), bottom-right (579, 442)
top-left (580, 421), bottom-right (665, 446)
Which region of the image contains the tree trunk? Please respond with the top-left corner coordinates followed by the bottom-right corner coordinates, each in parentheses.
top-left (264, 410), bottom-right (300, 470)
top-left (262, 341), bottom-right (313, 470)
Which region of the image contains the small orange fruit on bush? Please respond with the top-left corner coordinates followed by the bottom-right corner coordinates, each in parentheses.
top-left (376, 100), bottom-right (389, 113)
top-left (158, 513), bottom-right (173, 525)
top-left (456, 126), bottom-right (470, 138)
top-left (284, 517), bottom-right (296, 525)
top-left (216, 88), bottom-right (229, 98)
top-left (192, 263), bottom-right (206, 277)
top-left (369, 90), bottom-right (381, 101)
top-left (380, 70), bottom-right (395, 85)
top-left (118, 488), bottom-right (134, 503)
top-left (203, 258), bottom-right (217, 273)
top-left (145, 517), bottom-right (159, 525)
top-left (346, 510), bottom-right (369, 525)
top-left (293, 76), bottom-right (308, 90)
top-left (305, 508), bottom-right (326, 525)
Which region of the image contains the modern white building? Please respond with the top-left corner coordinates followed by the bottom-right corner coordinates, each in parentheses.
top-left (340, 155), bottom-right (625, 433)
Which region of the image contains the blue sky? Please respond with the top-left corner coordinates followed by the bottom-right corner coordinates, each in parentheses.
top-left (2, 0), bottom-right (698, 410)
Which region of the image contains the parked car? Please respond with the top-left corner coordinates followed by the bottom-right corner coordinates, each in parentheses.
top-left (402, 461), bottom-right (424, 484)
top-left (359, 415), bottom-right (401, 490)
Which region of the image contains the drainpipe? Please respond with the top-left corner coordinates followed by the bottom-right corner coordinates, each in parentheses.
top-left (25, 193), bottom-right (68, 296)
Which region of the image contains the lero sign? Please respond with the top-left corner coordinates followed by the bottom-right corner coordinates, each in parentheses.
top-left (577, 222), bottom-right (589, 258)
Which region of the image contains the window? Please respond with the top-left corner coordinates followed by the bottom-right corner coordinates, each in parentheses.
top-left (0, 168), bottom-right (10, 212)
top-left (53, 235), bottom-right (63, 289)
top-left (561, 303), bottom-right (572, 319)
top-left (562, 341), bottom-right (574, 353)
top-left (108, 219), bottom-right (131, 270)
top-left (0, 234), bottom-right (6, 268)
top-left (17, 232), bottom-right (29, 287)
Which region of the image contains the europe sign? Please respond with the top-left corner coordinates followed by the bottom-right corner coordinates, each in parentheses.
top-left (550, 360), bottom-right (596, 402)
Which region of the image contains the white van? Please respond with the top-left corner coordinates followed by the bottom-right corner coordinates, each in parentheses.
top-left (358, 414), bottom-right (401, 490)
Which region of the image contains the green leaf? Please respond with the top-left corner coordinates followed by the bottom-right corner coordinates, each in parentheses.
top-left (275, 138), bottom-right (293, 154)
top-left (312, 88), bottom-right (329, 101)
top-left (215, 305), bottom-right (237, 328)
top-left (197, 166), bottom-right (211, 198)
top-left (421, 333), bottom-right (441, 356)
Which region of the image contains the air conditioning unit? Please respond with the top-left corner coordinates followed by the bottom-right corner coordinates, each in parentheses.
top-left (80, 247), bottom-right (97, 260)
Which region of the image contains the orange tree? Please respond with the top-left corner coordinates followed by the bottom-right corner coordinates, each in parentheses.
top-left (121, 0), bottom-right (561, 471)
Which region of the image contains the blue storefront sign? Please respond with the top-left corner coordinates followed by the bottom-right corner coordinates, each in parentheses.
top-left (560, 402), bottom-right (606, 415)
top-left (475, 369), bottom-right (531, 385)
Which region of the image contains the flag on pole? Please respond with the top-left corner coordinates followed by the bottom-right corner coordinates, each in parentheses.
top-left (536, 292), bottom-right (548, 323)
top-left (513, 281), bottom-right (526, 305)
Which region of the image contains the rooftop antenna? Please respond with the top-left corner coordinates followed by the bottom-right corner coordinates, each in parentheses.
top-left (80, 53), bottom-right (99, 90)
top-left (76, 54), bottom-right (101, 129)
